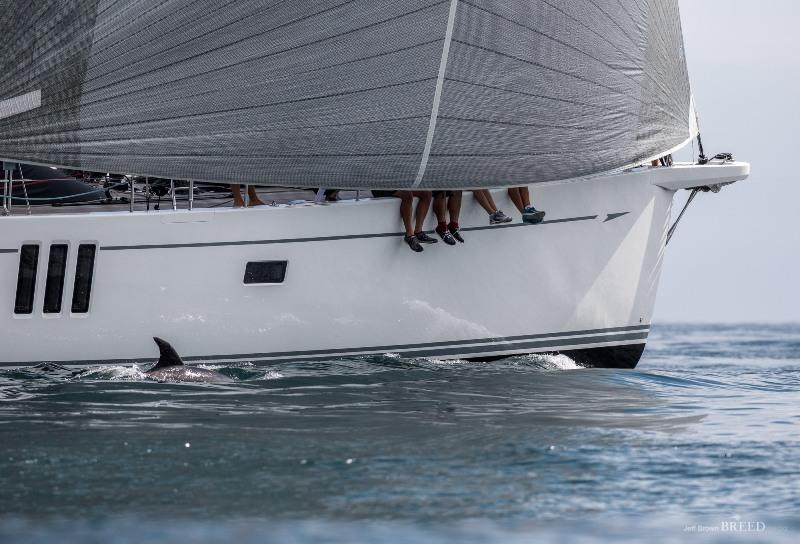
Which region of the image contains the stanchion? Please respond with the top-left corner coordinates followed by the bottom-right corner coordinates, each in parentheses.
top-left (2, 162), bottom-right (13, 216)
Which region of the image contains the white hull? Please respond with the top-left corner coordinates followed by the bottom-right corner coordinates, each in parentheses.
top-left (0, 164), bottom-right (748, 367)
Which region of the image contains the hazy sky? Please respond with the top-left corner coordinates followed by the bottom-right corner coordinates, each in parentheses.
top-left (654, 0), bottom-right (799, 322)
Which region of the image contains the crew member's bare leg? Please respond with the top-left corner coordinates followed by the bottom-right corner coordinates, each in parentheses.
top-left (231, 184), bottom-right (245, 208)
top-left (472, 189), bottom-right (497, 214)
top-left (508, 187), bottom-right (523, 213)
top-left (473, 189), bottom-right (511, 225)
top-left (433, 192), bottom-right (447, 225)
top-left (232, 184), bottom-right (265, 207)
top-left (412, 191), bottom-right (432, 235)
top-left (395, 191), bottom-right (428, 252)
top-left (516, 185), bottom-right (545, 224)
top-left (434, 192), bottom-right (461, 245)
top-left (449, 191), bottom-right (462, 224)
top-left (397, 191), bottom-right (415, 237)
top-left (519, 186), bottom-right (531, 209)
top-left (247, 185), bottom-right (265, 206)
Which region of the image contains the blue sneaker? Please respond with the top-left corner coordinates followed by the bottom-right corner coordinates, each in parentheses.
top-left (522, 206), bottom-right (545, 224)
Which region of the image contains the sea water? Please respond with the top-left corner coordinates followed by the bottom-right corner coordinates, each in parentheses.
top-left (1, 323), bottom-right (798, 543)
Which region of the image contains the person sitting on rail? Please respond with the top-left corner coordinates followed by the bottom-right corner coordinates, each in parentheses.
top-left (472, 190), bottom-right (512, 225)
top-left (508, 186), bottom-right (545, 224)
top-left (230, 184), bottom-right (265, 208)
top-left (433, 191), bottom-right (464, 244)
top-left (371, 190), bottom-right (437, 253)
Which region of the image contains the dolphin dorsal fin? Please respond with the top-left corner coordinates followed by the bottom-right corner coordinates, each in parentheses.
top-left (151, 337), bottom-right (184, 370)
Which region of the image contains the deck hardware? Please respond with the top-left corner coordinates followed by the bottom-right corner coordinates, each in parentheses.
top-left (2, 162), bottom-right (13, 215)
top-left (129, 174), bottom-right (134, 212)
top-left (666, 188), bottom-right (700, 245)
top-left (17, 164), bottom-right (31, 215)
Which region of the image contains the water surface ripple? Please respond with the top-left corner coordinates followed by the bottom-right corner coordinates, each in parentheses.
top-left (1, 323), bottom-right (798, 543)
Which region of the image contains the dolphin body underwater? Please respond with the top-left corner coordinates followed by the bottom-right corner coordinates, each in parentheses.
top-left (145, 337), bottom-right (232, 383)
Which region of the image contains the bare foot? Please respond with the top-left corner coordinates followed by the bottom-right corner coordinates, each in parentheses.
top-left (249, 197), bottom-right (266, 207)
top-left (232, 198), bottom-right (245, 208)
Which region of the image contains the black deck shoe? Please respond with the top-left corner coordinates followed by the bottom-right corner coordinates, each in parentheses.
top-left (415, 232), bottom-right (438, 244)
top-left (435, 226), bottom-right (457, 245)
top-left (522, 206), bottom-right (546, 224)
top-left (405, 235), bottom-right (424, 252)
top-left (449, 226), bottom-right (465, 243)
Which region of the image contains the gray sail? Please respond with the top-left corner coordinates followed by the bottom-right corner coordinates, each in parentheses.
top-left (0, 0), bottom-right (695, 189)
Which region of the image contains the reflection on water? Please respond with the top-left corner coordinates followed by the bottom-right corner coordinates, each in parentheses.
top-left (1, 323), bottom-right (799, 542)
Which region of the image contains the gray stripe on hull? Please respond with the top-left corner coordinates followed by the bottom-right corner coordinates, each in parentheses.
top-left (462, 215), bottom-right (598, 231)
top-left (604, 212), bottom-right (630, 222)
top-left (185, 325), bottom-right (649, 361)
top-left (99, 214), bottom-right (605, 251)
top-left (2, 327), bottom-right (648, 367)
top-left (199, 332), bottom-right (649, 365)
top-left (0, 248), bottom-right (18, 254)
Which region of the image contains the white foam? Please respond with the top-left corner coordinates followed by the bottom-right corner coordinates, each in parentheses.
top-left (260, 370), bottom-right (284, 380)
top-left (75, 364), bottom-right (147, 381)
top-left (527, 353), bottom-right (584, 370)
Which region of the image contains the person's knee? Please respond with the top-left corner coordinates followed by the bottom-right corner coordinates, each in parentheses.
top-left (398, 192), bottom-right (413, 202)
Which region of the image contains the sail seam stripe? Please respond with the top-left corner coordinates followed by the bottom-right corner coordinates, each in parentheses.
top-left (1, 116), bottom-right (432, 147)
top-left (85, 0), bottom-right (360, 91)
top-left (460, 1), bottom-right (642, 87)
top-left (537, 0), bottom-right (639, 64)
top-left (3, 2), bottom-right (446, 126)
top-left (85, 3), bottom-right (441, 104)
top-left (98, 214), bottom-right (600, 251)
top-left (453, 41), bottom-right (668, 114)
top-left (444, 78), bottom-right (629, 115)
top-left (458, 1), bottom-right (680, 111)
top-left (19, 151), bottom-right (603, 159)
top-left (413, 0), bottom-right (459, 188)
top-left (584, 0), bottom-right (639, 48)
top-left (5, 78), bottom-right (437, 134)
top-left (451, 40), bottom-right (686, 127)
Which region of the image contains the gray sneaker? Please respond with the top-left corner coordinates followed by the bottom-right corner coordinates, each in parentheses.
top-left (490, 210), bottom-right (513, 225)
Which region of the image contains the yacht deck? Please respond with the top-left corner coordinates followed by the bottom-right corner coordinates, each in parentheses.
top-left (1, 187), bottom-right (366, 216)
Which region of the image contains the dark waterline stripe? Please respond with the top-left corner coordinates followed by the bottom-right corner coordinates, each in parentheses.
top-left (187, 331), bottom-right (649, 365)
top-left (0, 248), bottom-right (19, 254)
top-left (185, 324), bottom-right (650, 361)
top-left (100, 214), bottom-right (601, 251)
top-left (3, 327), bottom-right (648, 367)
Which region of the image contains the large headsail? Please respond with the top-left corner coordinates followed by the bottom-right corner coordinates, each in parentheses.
top-left (0, 0), bottom-right (696, 189)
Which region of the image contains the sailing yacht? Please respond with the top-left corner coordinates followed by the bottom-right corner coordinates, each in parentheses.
top-left (0, 1), bottom-right (748, 367)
